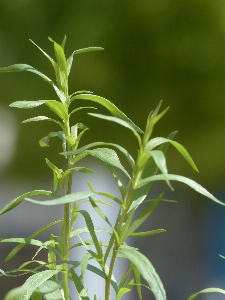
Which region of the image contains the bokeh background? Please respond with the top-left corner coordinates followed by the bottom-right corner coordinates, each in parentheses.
top-left (1, 1), bottom-right (225, 299)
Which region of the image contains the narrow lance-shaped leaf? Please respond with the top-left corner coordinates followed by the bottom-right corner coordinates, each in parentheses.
top-left (89, 113), bottom-right (142, 145)
top-left (86, 148), bottom-right (130, 178)
top-left (9, 100), bottom-right (55, 109)
top-left (147, 150), bottom-right (173, 190)
top-left (120, 248), bottom-right (166, 300)
top-left (146, 137), bottom-right (198, 172)
top-left (70, 94), bottom-right (143, 133)
top-left (187, 288), bottom-right (225, 300)
top-left (79, 210), bottom-right (103, 261)
top-left (22, 116), bottom-right (64, 129)
top-left (63, 141), bottom-right (135, 170)
top-left (70, 269), bottom-right (90, 300)
top-left (45, 100), bottom-right (69, 121)
top-left (123, 194), bottom-right (163, 241)
top-left (24, 191), bottom-right (93, 206)
top-left (132, 131), bottom-right (177, 211)
top-left (67, 47), bottom-right (104, 75)
top-left (0, 190), bottom-right (55, 215)
top-left (138, 174), bottom-right (224, 205)
top-left (5, 219), bottom-right (63, 262)
top-left (19, 270), bottom-right (59, 300)
top-left (0, 64), bottom-right (60, 95)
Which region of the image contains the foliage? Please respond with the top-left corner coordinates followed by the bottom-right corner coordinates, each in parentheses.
top-left (0, 37), bottom-right (223, 300)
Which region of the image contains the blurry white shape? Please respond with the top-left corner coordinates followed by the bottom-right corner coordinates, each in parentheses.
top-left (70, 158), bottom-right (133, 300)
top-left (0, 105), bottom-right (18, 171)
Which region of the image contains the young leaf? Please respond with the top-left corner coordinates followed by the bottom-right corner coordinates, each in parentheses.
top-left (146, 150), bottom-right (172, 190)
top-left (25, 191), bottom-right (93, 206)
top-left (116, 279), bottom-right (134, 300)
top-left (86, 148), bottom-right (130, 178)
top-left (45, 100), bottom-right (68, 121)
top-left (146, 137), bottom-right (198, 172)
top-left (0, 190), bottom-right (55, 215)
top-left (119, 248), bottom-right (166, 300)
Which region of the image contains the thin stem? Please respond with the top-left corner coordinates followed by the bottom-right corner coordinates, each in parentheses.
top-left (62, 117), bottom-right (72, 300)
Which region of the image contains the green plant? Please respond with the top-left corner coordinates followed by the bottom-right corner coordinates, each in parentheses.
top-left (0, 37), bottom-right (223, 300)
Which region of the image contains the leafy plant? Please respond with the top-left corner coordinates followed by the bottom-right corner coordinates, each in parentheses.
top-left (0, 37), bottom-right (223, 300)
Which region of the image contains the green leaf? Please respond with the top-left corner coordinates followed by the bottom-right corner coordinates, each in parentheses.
top-left (131, 132), bottom-right (177, 212)
top-left (25, 191), bottom-right (93, 206)
top-left (86, 148), bottom-right (130, 178)
top-left (3, 287), bottom-right (27, 300)
top-left (0, 190), bottom-right (54, 215)
top-left (37, 280), bottom-right (62, 300)
top-left (50, 38), bottom-right (67, 76)
top-left (187, 288), bottom-right (225, 300)
top-left (9, 100), bottom-right (53, 109)
top-left (70, 94), bottom-right (143, 133)
top-left (86, 264), bottom-right (118, 292)
top-left (79, 210), bottom-right (103, 261)
top-left (5, 219), bottom-right (63, 262)
top-left (89, 197), bottom-right (113, 227)
top-left (129, 229), bottom-right (165, 237)
top-left (87, 181), bottom-right (122, 205)
top-left (45, 158), bottom-right (62, 177)
top-left (147, 150), bottom-right (172, 190)
top-left (138, 174), bottom-right (224, 205)
top-left (70, 226), bottom-right (112, 238)
top-left (19, 270), bottom-right (59, 300)
top-left (0, 238), bottom-right (49, 247)
top-left (80, 253), bottom-right (91, 283)
top-left (70, 269), bottom-right (90, 300)
top-left (133, 265), bottom-right (142, 300)
top-left (67, 47), bottom-right (104, 75)
top-left (63, 141), bottom-right (135, 170)
top-left (39, 131), bottom-right (66, 149)
top-left (146, 137), bottom-right (198, 172)
top-left (22, 116), bottom-right (63, 129)
top-left (31, 292), bottom-right (42, 300)
top-left (116, 279), bottom-right (134, 300)
top-left (45, 100), bottom-right (68, 121)
top-left (89, 113), bottom-right (141, 144)
top-left (119, 248), bottom-right (166, 300)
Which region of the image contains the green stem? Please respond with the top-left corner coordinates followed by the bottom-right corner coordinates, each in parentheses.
top-left (62, 118), bottom-right (72, 300)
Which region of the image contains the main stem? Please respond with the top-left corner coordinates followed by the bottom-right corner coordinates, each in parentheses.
top-left (62, 118), bottom-right (72, 300)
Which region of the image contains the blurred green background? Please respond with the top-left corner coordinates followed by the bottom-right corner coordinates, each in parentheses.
top-left (1, 0), bottom-right (225, 299)
top-left (0, 0), bottom-right (225, 188)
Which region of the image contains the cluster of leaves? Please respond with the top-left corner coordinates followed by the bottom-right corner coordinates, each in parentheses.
top-left (0, 37), bottom-right (224, 300)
